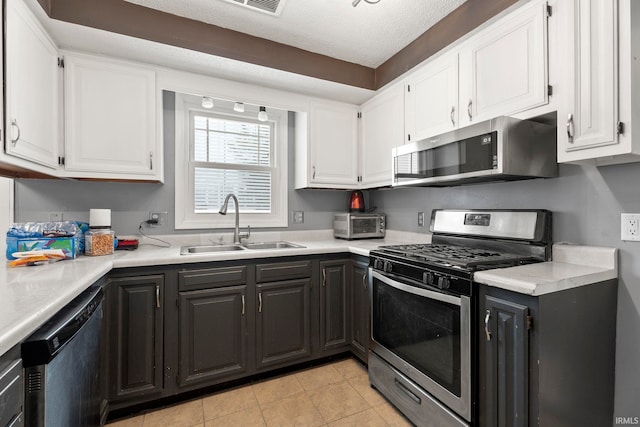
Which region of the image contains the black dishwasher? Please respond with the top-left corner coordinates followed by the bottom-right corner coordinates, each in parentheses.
top-left (21, 281), bottom-right (105, 427)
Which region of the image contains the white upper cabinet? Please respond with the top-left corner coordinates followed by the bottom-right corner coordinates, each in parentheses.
top-left (295, 100), bottom-right (359, 189)
top-left (405, 53), bottom-right (459, 142)
top-left (360, 84), bottom-right (404, 188)
top-left (62, 53), bottom-right (161, 180)
top-left (458, 0), bottom-right (549, 127)
top-left (557, 0), bottom-right (640, 165)
top-left (5, 0), bottom-right (60, 170)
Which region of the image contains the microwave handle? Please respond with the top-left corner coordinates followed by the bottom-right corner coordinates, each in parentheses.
top-left (371, 270), bottom-right (461, 306)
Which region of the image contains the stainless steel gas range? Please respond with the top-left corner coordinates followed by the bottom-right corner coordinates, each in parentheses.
top-left (368, 209), bottom-right (552, 427)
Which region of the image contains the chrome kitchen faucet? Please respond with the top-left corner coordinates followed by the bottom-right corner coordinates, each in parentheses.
top-left (219, 193), bottom-right (250, 244)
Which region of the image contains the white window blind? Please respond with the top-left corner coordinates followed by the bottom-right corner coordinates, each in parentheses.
top-left (192, 114), bottom-right (274, 214)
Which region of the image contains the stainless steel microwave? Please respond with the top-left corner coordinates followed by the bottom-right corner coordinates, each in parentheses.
top-left (333, 213), bottom-right (385, 240)
top-left (392, 116), bottom-right (557, 187)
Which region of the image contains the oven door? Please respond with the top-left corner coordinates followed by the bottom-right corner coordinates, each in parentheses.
top-left (370, 270), bottom-right (471, 422)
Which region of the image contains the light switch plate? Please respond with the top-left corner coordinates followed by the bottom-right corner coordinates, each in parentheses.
top-left (293, 211), bottom-right (304, 224)
top-left (418, 212), bottom-right (425, 227)
top-left (621, 213), bottom-right (640, 241)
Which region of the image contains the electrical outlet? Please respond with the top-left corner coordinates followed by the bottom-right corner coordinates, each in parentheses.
top-left (149, 211), bottom-right (168, 227)
top-left (621, 213), bottom-right (640, 241)
top-left (418, 212), bottom-right (425, 227)
top-left (49, 212), bottom-right (63, 221)
top-left (292, 211), bottom-right (304, 224)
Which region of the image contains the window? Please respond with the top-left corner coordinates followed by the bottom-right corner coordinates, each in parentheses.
top-left (175, 94), bottom-right (288, 229)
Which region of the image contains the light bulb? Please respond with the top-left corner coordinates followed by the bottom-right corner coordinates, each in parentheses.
top-left (233, 102), bottom-right (245, 113)
top-left (258, 106), bottom-right (268, 122)
top-left (201, 97), bottom-right (214, 109)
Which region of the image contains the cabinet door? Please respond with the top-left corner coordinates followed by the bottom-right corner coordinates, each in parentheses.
top-left (482, 295), bottom-right (529, 427)
top-left (107, 275), bottom-right (164, 402)
top-left (178, 286), bottom-right (248, 387)
top-left (319, 260), bottom-right (350, 352)
top-left (308, 100), bottom-right (359, 187)
top-left (405, 53), bottom-right (458, 141)
top-left (5, 0), bottom-right (59, 170)
top-left (459, 0), bottom-right (548, 126)
top-left (360, 85), bottom-right (404, 188)
top-left (63, 53), bottom-right (158, 179)
top-left (350, 261), bottom-right (369, 362)
top-left (557, 0), bottom-right (618, 161)
top-left (256, 279), bottom-right (311, 369)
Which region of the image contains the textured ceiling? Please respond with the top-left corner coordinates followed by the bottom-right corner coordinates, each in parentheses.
top-left (123, 0), bottom-right (467, 68)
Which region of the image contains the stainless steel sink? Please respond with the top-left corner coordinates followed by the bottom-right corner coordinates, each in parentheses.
top-left (242, 241), bottom-right (305, 250)
top-left (180, 245), bottom-right (246, 255)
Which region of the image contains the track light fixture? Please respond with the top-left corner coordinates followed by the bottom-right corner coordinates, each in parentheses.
top-left (233, 102), bottom-right (245, 113)
top-left (258, 106), bottom-right (268, 122)
top-left (201, 96), bottom-right (214, 109)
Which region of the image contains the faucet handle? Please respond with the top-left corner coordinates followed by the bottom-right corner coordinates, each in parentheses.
top-left (239, 225), bottom-right (251, 242)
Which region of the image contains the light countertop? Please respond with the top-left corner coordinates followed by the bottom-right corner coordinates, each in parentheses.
top-left (0, 231), bottom-right (618, 356)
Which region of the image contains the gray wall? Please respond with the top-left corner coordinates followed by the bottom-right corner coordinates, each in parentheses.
top-left (14, 91), bottom-right (355, 234)
top-left (371, 162), bottom-right (640, 420)
top-left (13, 91), bottom-right (639, 419)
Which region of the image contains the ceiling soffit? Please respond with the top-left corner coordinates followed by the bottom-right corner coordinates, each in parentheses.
top-left (36, 0), bottom-right (517, 91)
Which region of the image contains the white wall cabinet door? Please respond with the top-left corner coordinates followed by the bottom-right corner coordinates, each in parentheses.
top-left (63, 53), bottom-right (159, 180)
top-left (405, 53), bottom-right (458, 142)
top-left (360, 84), bottom-right (404, 188)
top-left (5, 0), bottom-right (59, 170)
top-left (557, 0), bottom-right (619, 163)
top-left (458, 0), bottom-right (548, 127)
top-left (303, 100), bottom-right (358, 188)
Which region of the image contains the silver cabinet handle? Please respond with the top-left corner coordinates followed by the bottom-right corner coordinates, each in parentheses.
top-left (312, 166), bottom-right (316, 179)
top-left (450, 106), bottom-right (455, 126)
top-left (484, 310), bottom-right (491, 341)
top-left (11, 119), bottom-right (21, 145)
top-left (155, 285), bottom-right (161, 309)
top-left (322, 268), bottom-right (326, 287)
top-left (258, 292), bottom-right (262, 313)
top-left (149, 152), bottom-right (153, 170)
top-left (241, 294), bottom-right (245, 316)
top-left (567, 113), bottom-right (574, 143)
top-left (467, 100), bottom-right (473, 121)
top-left (362, 273), bottom-right (367, 290)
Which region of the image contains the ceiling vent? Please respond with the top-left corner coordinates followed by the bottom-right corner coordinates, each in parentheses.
top-left (223, 0), bottom-right (286, 15)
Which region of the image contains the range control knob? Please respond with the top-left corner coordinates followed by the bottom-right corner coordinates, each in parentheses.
top-left (383, 261), bottom-right (393, 273)
top-left (437, 276), bottom-right (451, 290)
top-left (424, 271), bottom-right (435, 285)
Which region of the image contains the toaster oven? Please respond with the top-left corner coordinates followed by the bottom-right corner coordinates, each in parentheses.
top-left (333, 213), bottom-right (385, 240)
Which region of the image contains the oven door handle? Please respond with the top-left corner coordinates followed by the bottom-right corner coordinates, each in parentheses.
top-left (371, 271), bottom-right (461, 306)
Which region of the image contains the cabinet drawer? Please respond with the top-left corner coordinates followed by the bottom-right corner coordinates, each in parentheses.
top-left (256, 261), bottom-right (312, 283)
top-left (179, 266), bottom-right (247, 291)
top-left (0, 359), bottom-right (23, 427)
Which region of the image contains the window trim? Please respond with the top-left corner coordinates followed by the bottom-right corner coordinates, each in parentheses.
top-left (175, 93), bottom-right (288, 229)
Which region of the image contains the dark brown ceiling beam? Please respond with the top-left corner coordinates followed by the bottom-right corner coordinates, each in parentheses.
top-left (39, 0), bottom-right (517, 92)
top-left (44, 0), bottom-right (377, 90)
top-left (375, 0), bottom-right (518, 88)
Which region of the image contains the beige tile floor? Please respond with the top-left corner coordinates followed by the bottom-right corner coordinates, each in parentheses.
top-left (107, 358), bottom-right (413, 427)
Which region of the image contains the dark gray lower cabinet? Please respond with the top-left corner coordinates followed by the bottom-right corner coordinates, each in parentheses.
top-left (319, 260), bottom-right (350, 352)
top-left (478, 280), bottom-right (617, 427)
top-left (350, 259), bottom-right (370, 362)
top-left (256, 279), bottom-right (312, 369)
top-left (107, 275), bottom-right (164, 404)
top-left (178, 286), bottom-right (248, 387)
top-left (482, 296), bottom-right (529, 427)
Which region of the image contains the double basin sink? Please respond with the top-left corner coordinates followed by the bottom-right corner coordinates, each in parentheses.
top-left (180, 241), bottom-right (305, 255)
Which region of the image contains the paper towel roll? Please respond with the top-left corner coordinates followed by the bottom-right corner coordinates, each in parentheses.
top-left (89, 209), bottom-right (111, 227)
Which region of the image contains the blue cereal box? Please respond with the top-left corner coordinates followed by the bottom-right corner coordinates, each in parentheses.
top-left (6, 222), bottom-right (82, 260)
